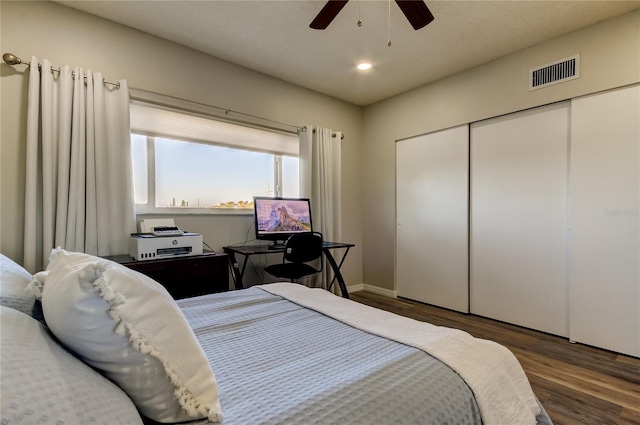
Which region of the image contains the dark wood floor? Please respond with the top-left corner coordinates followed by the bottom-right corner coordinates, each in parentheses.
top-left (350, 291), bottom-right (640, 425)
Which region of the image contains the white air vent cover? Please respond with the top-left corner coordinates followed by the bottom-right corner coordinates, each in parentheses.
top-left (529, 55), bottom-right (580, 91)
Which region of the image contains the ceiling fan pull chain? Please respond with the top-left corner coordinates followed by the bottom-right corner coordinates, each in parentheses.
top-left (357, 0), bottom-right (362, 27)
top-left (387, 0), bottom-right (392, 46)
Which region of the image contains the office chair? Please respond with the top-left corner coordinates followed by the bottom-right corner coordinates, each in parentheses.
top-left (264, 232), bottom-right (323, 282)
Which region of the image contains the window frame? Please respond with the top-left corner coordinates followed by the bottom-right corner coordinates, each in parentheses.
top-left (133, 134), bottom-right (295, 215)
top-left (130, 101), bottom-right (300, 216)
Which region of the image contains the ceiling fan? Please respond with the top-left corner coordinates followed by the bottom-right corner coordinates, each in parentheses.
top-left (310, 0), bottom-right (434, 30)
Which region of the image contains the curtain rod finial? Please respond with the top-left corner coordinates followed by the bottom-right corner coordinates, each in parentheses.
top-left (3, 53), bottom-right (22, 65)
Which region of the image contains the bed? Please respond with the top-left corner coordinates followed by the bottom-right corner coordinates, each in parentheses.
top-left (0, 249), bottom-right (553, 425)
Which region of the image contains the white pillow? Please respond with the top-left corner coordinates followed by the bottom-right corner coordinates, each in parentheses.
top-left (41, 248), bottom-right (223, 423)
top-left (0, 254), bottom-right (44, 322)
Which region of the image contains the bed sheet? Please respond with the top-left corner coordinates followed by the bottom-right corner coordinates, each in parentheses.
top-left (179, 287), bottom-right (482, 425)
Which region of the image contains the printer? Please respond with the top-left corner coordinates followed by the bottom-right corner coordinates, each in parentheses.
top-left (129, 233), bottom-right (203, 261)
top-left (129, 219), bottom-right (203, 261)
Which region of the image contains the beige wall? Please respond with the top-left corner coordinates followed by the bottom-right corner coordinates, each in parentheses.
top-left (361, 10), bottom-right (640, 291)
top-left (0, 1), bottom-right (363, 285)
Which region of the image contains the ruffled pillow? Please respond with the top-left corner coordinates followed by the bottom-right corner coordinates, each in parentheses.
top-left (40, 248), bottom-right (223, 423)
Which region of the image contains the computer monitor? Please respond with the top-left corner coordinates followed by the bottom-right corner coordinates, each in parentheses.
top-left (253, 196), bottom-right (313, 249)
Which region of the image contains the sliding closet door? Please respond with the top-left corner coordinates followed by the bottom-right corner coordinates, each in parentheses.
top-left (396, 125), bottom-right (469, 313)
top-left (569, 85), bottom-right (640, 357)
top-left (470, 102), bottom-right (569, 336)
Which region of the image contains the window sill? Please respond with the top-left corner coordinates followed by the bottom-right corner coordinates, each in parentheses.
top-left (135, 206), bottom-right (253, 216)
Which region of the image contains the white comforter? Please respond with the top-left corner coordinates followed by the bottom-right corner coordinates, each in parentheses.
top-left (262, 283), bottom-right (541, 425)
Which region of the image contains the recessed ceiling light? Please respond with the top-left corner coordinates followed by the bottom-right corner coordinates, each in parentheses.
top-left (357, 62), bottom-right (372, 71)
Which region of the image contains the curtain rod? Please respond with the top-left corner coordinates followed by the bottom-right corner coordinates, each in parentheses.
top-left (3, 52), bottom-right (345, 139)
top-left (130, 86), bottom-right (304, 133)
top-left (130, 88), bottom-right (343, 139)
top-left (3, 52), bottom-right (120, 89)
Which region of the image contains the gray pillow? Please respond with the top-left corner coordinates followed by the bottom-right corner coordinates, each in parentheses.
top-left (0, 254), bottom-right (44, 322)
top-left (0, 305), bottom-right (144, 425)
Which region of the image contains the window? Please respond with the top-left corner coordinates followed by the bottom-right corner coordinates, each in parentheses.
top-left (130, 102), bottom-right (299, 214)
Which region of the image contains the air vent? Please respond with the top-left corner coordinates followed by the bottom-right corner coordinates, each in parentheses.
top-left (529, 55), bottom-right (580, 91)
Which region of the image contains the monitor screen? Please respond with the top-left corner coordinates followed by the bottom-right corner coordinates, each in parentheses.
top-left (254, 197), bottom-right (313, 245)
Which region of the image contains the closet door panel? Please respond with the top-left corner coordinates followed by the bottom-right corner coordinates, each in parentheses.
top-left (396, 125), bottom-right (469, 313)
top-left (470, 102), bottom-right (569, 336)
top-left (569, 85), bottom-right (640, 357)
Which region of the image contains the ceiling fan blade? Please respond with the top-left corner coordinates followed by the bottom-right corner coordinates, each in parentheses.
top-left (394, 0), bottom-right (434, 30)
top-left (310, 0), bottom-right (350, 30)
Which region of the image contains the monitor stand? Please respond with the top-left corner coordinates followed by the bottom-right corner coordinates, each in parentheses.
top-left (268, 241), bottom-right (286, 250)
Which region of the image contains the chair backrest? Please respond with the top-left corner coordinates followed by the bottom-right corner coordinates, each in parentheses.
top-left (283, 232), bottom-right (323, 264)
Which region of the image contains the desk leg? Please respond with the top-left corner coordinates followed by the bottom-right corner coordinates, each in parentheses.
top-left (327, 247), bottom-right (351, 293)
top-left (323, 248), bottom-right (350, 299)
top-left (224, 249), bottom-right (247, 290)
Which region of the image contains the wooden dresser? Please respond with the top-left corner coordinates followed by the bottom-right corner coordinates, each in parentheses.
top-left (104, 253), bottom-right (230, 300)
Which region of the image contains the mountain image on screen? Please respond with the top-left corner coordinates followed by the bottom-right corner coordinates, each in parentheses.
top-left (264, 205), bottom-right (310, 232)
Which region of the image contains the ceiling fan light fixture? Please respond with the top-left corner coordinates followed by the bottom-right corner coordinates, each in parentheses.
top-left (357, 62), bottom-right (372, 71)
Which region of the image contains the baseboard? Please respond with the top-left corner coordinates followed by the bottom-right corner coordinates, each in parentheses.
top-left (347, 283), bottom-right (397, 299)
top-left (346, 283), bottom-right (365, 293)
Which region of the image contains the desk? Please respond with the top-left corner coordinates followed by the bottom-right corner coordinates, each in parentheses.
top-left (223, 242), bottom-right (355, 299)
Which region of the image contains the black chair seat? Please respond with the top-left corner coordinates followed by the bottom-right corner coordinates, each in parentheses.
top-left (264, 232), bottom-right (323, 283)
top-left (264, 263), bottom-right (319, 281)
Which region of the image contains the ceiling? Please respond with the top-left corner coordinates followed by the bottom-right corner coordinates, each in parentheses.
top-left (56, 0), bottom-right (640, 106)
